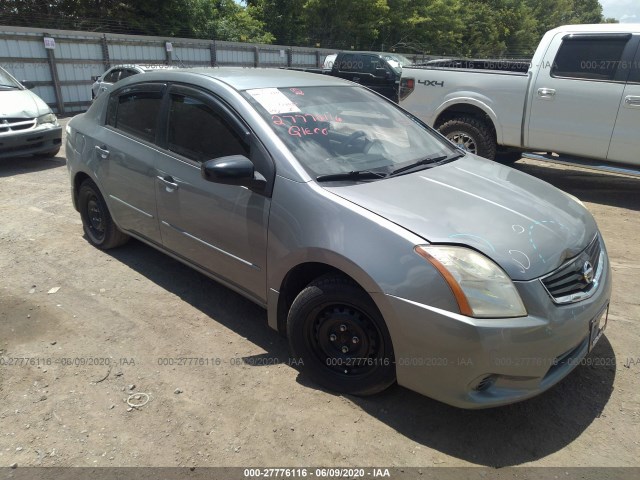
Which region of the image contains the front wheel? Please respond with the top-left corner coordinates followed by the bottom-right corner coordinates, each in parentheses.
top-left (78, 179), bottom-right (129, 250)
top-left (287, 274), bottom-right (396, 396)
top-left (439, 116), bottom-right (496, 160)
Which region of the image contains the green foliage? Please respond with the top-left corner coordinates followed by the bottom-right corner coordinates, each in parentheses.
top-left (0, 0), bottom-right (617, 54)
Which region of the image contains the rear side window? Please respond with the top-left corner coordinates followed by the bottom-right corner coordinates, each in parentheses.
top-left (103, 69), bottom-right (120, 83)
top-left (552, 37), bottom-right (629, 81)
top-left (338, 54), bottom-right (360, 72)
top-left (120, 69), bottom-right (138, 80)
top-left (106, 90), bottom-right (162, 142)
top-left (167, 94), bottom-right (249, 162)
top-left (630, 46), bottom-right (640, 83)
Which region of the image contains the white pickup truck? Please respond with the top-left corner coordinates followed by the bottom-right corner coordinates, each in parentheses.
top-left (399, 24), bottom-right (640, 169)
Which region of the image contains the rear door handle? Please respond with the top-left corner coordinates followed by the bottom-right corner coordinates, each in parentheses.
top-left (537, 88), bottom-right (556, 98)
top-left (157, 175), bottom-right (179, 191)
top-left (95, 145), bottom-right (110, 159)
top-left (624, 95), bottom-right (640, 107)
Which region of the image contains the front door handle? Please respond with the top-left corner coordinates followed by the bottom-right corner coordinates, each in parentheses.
top-left (95, 145), bottom-right (110, 159)
top-left (624, 95), bottom-right (640, 107)
top-left (157, 175), bottom-right (179, 191)
top-left (537, 88), bottom-right (556, 98)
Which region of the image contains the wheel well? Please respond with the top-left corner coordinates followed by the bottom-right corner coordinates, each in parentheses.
top-left (434, 104), bottom-right (496, 138)
top-left (73, 172), bottom-right (92, 209)
top-left (276, 263), bottom-right (360, 336)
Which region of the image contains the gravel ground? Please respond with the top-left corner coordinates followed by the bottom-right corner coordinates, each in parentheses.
top-left (0, 118), bottom-right (639, 469)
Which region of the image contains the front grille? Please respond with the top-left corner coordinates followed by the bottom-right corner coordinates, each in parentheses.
top-left (541, 234), bottom-right (603, 304)
top-left (0, 118), bottom-right (37, 134)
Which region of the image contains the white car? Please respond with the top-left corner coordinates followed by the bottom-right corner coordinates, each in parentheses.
top-left (0, 65), bottom-right (61, 159)
top-left (91, 64), bottom-right (177, 100)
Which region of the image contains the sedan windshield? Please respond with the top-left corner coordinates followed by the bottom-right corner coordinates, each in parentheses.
top-left (0, 67), bottom-right (22, 89)
top-left (243, 86), bottom-right (456, 180)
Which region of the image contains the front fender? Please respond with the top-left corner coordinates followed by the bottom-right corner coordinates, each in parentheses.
top-left (266, 175), bottom-right (460, 330)
top-left (435, 96), bottom-right (502, 144)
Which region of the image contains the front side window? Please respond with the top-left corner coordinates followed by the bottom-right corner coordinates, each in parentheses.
top-left (0, 67), bottom-right (21, 89)
top-left (551, 37), bottom-right (629, 81)
top-left (243, 86), bottom-right (455, 179)
top-left (167, 94), bottom-right (249, 163)
top-left (107, 90), bottom-right (162, 142)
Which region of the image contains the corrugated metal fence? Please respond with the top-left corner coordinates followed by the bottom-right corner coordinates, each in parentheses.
top-left (0, 26), bottom-right (337, 115)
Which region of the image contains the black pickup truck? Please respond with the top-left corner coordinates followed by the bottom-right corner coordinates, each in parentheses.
top-left (287, 51), bottom-right (406, 102)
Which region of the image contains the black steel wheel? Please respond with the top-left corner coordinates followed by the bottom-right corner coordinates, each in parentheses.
top-left (78, 178), bottom-right (129, 249)
top-left (287, 274), bottom-right (396, 395)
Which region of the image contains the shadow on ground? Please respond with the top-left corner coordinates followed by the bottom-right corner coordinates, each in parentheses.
top-left (513, 161), bottom-right (640, 211)
top-left (105, 238), bottom-right (616, 468)
top-left (0, 154), bottom-right (65, 178)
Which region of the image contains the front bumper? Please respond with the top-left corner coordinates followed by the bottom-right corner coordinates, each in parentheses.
top-left (373, 252), bottom-right (613, 409)
top-left (0, 124), bottom-right (62, 159)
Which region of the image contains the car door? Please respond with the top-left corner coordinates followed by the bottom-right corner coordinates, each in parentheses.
top-left (154, 84), bottom-right (273, 303)
top-left (360, 54), bottom-right (397, 101)
top-left (607, 37), bottom-right (640, 166)
top-left (527, 33), bottom-right (634, 159)
top-left (90, 82), bottom-right (164, 244)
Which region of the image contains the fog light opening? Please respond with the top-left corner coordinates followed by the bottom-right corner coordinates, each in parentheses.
top-left (474, 375), bottom-right (497, 392)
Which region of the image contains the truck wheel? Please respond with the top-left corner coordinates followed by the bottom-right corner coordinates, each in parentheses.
top-left (439, 116), bottom-right (497, 160)
top-left (287, 274), bottom-right (396, 396)
top-left (78, 179), bottom-right (129, 250)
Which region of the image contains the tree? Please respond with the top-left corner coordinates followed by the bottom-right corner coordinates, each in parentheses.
top-left (382, 0), bottom-right (464, 55)
top-left (247, 0), bottom-right (307, 45)
top-left (572, 0), bottom-right (605, 24)
top-left (302, 0), bottom-right (389, 49)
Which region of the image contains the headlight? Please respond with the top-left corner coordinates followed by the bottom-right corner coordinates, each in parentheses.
top-left (415, 245), bottom-right (527, 318)
top-left (37, 113), bottom-right (57, 125)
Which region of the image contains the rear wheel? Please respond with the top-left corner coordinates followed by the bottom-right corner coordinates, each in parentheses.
top-left (287, 274), bottom-right (396, 396)
top-left (78, 179), bottom-right (129, 250)
top-left (439, 116), bottom-right (497, 160)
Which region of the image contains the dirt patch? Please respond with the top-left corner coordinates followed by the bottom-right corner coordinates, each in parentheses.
top-left (0, 120), bottom-right (638, 468)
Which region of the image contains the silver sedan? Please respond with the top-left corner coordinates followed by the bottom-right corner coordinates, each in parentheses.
top-left (65, 68), bottom-right (612, 408)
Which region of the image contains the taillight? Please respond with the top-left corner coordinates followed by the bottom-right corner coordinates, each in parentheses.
top-left (399, 77), bottom-right (415, 101)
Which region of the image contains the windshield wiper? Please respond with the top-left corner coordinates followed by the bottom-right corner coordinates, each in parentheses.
top-left (390, 152), bottom-right (463, 177)
top-left (316, 170), bottom-right (388, 182)
top-left (0, 84), bottom-right (20, 89)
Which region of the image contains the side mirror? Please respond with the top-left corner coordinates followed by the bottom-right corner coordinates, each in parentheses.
top-left (201, 155), bottom-right (265, 189)
top-left (21, 80), bottom-right (35, 90)
top-left (91, 75), bottom-right (100, 82)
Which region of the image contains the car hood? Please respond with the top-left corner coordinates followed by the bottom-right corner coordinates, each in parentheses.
top-left (0, 89), bottom-right (50, 118)
top-left (324, 155), bottom-right (598, 281)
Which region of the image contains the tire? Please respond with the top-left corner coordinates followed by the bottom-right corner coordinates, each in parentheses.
top-left (287, 274), bottom-right (396, 396)
top-left (439, 116), bottom-right (496, 160)
top-left (78, 179), bottom-right (129, 250)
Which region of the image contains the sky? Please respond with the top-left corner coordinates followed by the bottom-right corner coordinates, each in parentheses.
top-left (600, 0), bottom-right (640, 23)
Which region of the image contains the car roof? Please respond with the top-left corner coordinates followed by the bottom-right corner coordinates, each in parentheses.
top-left (138, 67), bottom-right (355, 91)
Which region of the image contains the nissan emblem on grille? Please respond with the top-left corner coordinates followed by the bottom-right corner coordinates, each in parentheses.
top-left (582, 261), bottom-right (595, 284)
